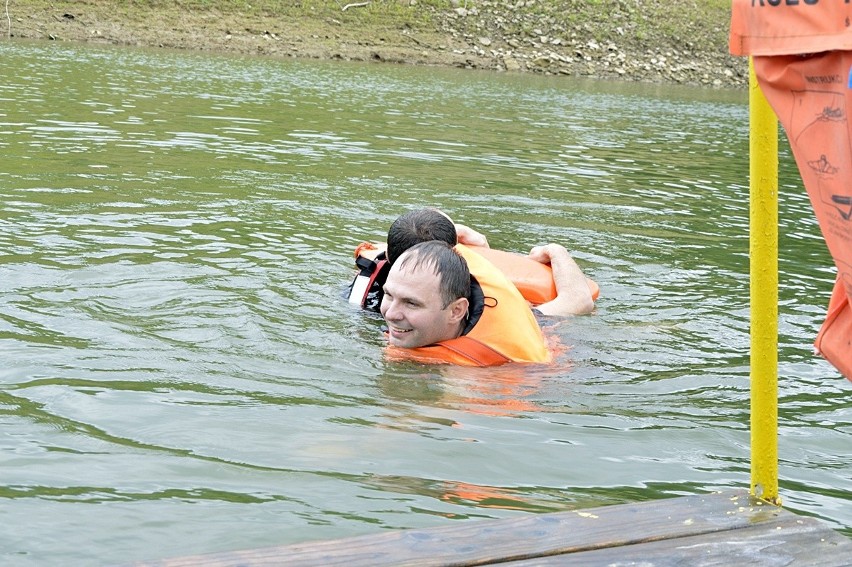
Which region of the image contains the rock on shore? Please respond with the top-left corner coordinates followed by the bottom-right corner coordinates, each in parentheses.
top-left (430, 0), bottom-right (746, 87)
top-left (6, 0), bottom-right (747, 88)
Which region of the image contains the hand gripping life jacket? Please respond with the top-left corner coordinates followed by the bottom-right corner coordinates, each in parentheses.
top-left (386, 245), bottom-right (552, 367)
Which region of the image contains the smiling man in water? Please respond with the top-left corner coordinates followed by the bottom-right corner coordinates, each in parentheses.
top-left (381, 239), bottom-right (471, 349)
top-left (380, 240), bottom-right (551, 366)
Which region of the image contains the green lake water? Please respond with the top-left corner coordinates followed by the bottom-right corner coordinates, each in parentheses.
top-left (1, 40), bottom-right (849, 565)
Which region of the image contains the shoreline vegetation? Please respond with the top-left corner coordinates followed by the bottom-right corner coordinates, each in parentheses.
top-left (4, 0), bottom-right (745, 88)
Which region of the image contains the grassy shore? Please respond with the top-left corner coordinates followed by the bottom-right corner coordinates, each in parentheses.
top-left (4, 0), bottom-right (745, 87)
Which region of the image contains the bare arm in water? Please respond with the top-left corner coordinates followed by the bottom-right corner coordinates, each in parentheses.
top-left (528, 244), bottom-right (595, 316)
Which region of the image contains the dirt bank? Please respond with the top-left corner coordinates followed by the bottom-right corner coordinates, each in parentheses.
top-left (4, 0), bottom-right (747, 88)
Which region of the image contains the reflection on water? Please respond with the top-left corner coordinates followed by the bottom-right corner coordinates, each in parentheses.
top-left (1, 41), bottom-right (849, 565)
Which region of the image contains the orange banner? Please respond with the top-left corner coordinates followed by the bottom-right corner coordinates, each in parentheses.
top-left (730, 1), bottom-right (852, 57)
top-left (731, 1), bottom-right (852, 381)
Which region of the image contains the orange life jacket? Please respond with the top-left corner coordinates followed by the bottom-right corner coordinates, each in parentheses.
top-left (386, 245), bottom-right (552, 367)
top-left (348, 242), bottom-right (599, 308)
top-left (465, 245), bottom-right (600, 304)
top-left (730, 1), bottom-right (852, 381)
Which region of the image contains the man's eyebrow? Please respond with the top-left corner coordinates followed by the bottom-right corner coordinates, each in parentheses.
top-left (383, 284), bottom-right (421, 305)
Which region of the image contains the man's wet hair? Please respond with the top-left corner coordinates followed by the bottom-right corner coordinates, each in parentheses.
top-left (386, 208), bottom-right (457, 264)
top-left (396, 240), bottom-right (469, 308)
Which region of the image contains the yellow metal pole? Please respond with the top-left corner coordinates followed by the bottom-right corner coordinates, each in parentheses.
top-left (748, 58), bottom-right (780, 505)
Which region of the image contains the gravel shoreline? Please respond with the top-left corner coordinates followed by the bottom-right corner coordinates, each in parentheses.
top-left (5, 1), bottom-right (747, 89)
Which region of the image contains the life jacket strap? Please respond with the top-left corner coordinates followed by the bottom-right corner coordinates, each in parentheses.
top-left (435, 336), bottom-right (512, 367)
top-left (348, 253), bottom-right (388, 309)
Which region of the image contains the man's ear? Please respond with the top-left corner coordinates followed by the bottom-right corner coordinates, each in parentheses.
top-left (448, 297), bottom-right (469, 323)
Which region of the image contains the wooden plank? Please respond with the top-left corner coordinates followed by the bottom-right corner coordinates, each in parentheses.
top-left (504, 514), bottom-right (852, 566)
top-left (131, 491), bottom-right (841, 567)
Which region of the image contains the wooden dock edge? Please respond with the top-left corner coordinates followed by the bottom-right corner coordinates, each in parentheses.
top-left (131, 490), bottom-right (852, 566)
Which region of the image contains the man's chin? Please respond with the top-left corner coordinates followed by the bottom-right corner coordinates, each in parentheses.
top-left (388, 332), bottom-right (424, 349)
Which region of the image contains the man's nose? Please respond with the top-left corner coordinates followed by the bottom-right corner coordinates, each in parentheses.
top-left (383, 298), bottom-right (401, 320)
